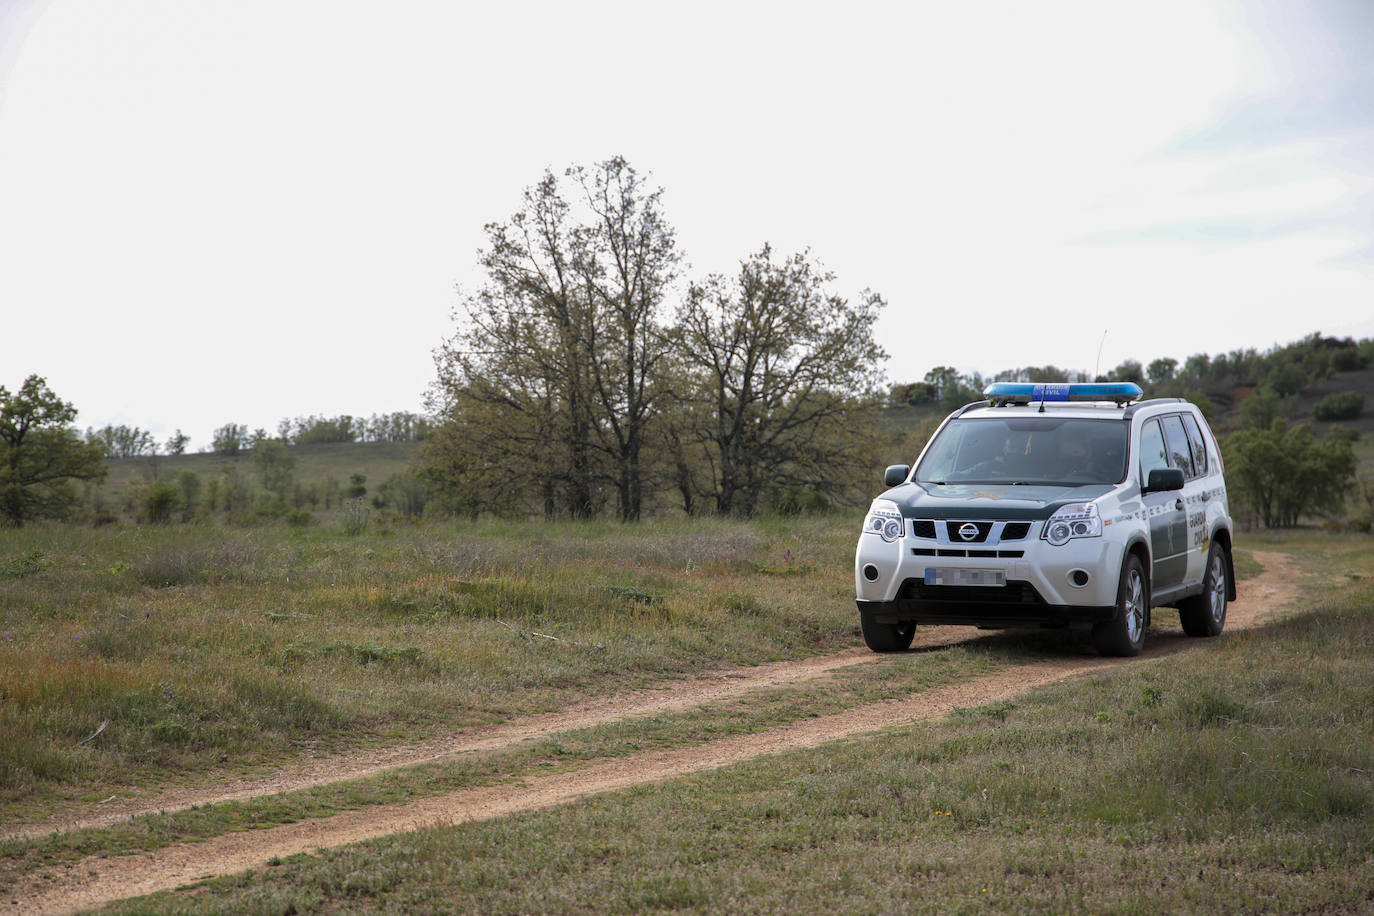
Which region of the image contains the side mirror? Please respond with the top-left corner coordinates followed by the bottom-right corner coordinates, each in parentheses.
top-left (1144, 467), bottom-right (1185, 493)
top-left (884, 464), bottom-right (911, 487)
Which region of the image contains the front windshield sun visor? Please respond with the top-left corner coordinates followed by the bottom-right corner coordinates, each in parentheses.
top-left (915, 417), bottom-right (1128, 487)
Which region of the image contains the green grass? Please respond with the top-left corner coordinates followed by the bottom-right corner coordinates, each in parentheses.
top-left (0, 640), bottom-right (1020, 889)
top-left (0, 515), bottom-right (862, 820)
top-left (101, 534), bottom-right (1374, 914)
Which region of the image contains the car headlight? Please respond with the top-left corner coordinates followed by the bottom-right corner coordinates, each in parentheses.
top-left (862, 499), bottom-right (905, 543)
top-left (1042, 502), bottom-right (1102, 546)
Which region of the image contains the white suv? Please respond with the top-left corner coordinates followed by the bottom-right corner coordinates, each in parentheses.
top-left (854, 383), bottom-right (1234, 656)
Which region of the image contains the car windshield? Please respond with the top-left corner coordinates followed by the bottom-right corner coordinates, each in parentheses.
top-left (915, 417), bottom-right (1128, 486)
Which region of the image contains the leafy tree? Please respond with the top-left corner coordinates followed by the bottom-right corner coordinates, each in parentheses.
top-left (87, 424), bottom-right (156, 458)
top-left (1107, 360), bottom-right (1144, 385)
top-left (675, 246), bottom-right (886, 516)
top-left (254, 439), bottom-right (296, 503)
top-left (1180, 353), bottom-right (1211, 382)
top-left (1267, 362), bottom-right (1307, 397)
top-left (888, 382), bottom-right (936, 407)
top-left (361, 412), bottom-right (430, 442)
top-left (921, 367), bottom-right (984, 409)
top-left (1238, 388), bottom-right (1289, 430)
top-left (1313, 391), bottom-right (1365, 422)
top-left (0, 376), bottom-right (107, 526)
top-left (1223, 420), bottom-right (1356, 527)
top-left (165, 429), bottom-right (190, 456)
top-left (212, 423), bottom-right (247, 456)
top-left (1146, 357), bottom-right (1177, 385)
top-left (176, 470), bottom-right (202, 521)
top-left (284, 415), bottom-right (358, 445)
top-left (142, 479), bottom-right (183, 524)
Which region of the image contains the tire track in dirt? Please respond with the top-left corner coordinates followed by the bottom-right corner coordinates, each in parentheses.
top-left (6, 629), bottom-right (994, 842)
top-left (9, 549), bottom-right (1300, 915)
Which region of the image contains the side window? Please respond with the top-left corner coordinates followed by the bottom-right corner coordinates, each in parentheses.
top-left (1138, 419), bottom-right (1169, 481)
top-left (1161, 415), bottom-right (1196, 478)
top-left (1182, 414), bottom-right (1209, 476)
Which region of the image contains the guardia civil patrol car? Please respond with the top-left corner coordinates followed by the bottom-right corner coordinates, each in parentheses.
top-left (855, 382), bottom-right (1234, 656)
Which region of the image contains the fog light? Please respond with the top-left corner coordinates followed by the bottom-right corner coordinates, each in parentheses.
top-left (863, 564), bottom-right (880, 582)
top-left (1068, 569), bottom-right (1090, 588)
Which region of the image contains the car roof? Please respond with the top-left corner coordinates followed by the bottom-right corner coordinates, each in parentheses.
top-left (953, 399), bottom-right (1195, 422)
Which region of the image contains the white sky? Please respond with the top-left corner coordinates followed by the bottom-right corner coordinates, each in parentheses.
top-left (2, 0), bottom-right (1372, 449)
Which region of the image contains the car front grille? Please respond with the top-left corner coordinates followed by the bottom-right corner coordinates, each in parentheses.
top-left (898, 578), bottom-right (1046, 605)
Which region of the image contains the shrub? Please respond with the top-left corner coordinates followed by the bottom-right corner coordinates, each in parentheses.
top-left (342, 498), bottom-right (370, 535)
top-left (1313, 391), bottom-right (1365, 422)
top-left (285, 508), bottom-right (317, 527)
top-left (376, 473), bottom-right (429, 517)
top-left (142, 480), bottom-right (184, 524)
top-left (1, 550), bottom-right (48, 580)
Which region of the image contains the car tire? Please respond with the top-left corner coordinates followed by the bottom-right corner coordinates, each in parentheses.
top-left (860, 616), bottom-right (916, 652)
top-left (1093, 553), bottom-right (1147, 657)
top-left (1179, 543), bottom-right (1228, 637)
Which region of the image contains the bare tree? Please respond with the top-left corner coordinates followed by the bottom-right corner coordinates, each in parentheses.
top-left (675, 246), bottom-right (887, 516)
top-left (570, 157), bottom-right (679, 520)
top-left (427, 159), bottom-right (678, 520)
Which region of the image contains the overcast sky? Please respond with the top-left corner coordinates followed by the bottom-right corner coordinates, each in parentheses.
top-left (2, 0), bottom-right (1372, 449)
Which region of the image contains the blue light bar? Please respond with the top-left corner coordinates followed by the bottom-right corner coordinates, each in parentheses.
top-left (982, 382), bottom-right (1143, 405)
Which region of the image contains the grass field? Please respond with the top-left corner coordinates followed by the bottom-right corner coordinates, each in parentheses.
top-left (0, 514), bottom-right (863, 822)
top-left (2, 518), bottom-right (1371, 912)
top-left (112, 533), bottom-right (1374, 913)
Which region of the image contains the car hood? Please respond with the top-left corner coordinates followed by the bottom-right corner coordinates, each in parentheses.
top-left (878, 482), bottom-right (1113, 521)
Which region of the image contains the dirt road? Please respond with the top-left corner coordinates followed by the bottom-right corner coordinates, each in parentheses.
top-left (8, 551), bottom-right (1300, 915)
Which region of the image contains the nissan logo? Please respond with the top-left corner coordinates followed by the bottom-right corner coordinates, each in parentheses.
top-left (958, 523), bottom-right (979, 541)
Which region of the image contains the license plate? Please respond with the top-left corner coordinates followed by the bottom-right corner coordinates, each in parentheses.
top-left (924, 567), bottom-right (1006, 587)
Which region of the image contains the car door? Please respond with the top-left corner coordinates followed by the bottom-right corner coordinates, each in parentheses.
top-left (1159, 414), bottom-right (1207, 589)
top-left (1138, 417), bottom-right (1188, 595)
top-left (1179, 412), bottom-right (1214, 585)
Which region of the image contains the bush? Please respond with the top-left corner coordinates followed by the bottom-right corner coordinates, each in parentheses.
top-left (342, 498), bottom-right (370, 535)
top-left (1331, 347), bottom-right (1364, 372)
top-left (285, 508), bottom-right (317, 527)
top-left (376, 473), bottom-right (429, 517)
top-left (1313, 391), bottom-right (1365, 422)
top-left (142, 480), bottom-right (184, 524)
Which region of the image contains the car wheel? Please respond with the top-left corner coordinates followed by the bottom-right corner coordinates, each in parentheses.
top-left (1093, 553), bottom-right (1147, 657)
top-left (860, 616), bottom-right (916, 652)
top-left (1179, 543), bottom-right (1228, 637)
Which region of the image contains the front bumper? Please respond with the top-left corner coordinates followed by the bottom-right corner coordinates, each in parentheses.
top-left (854, 518), bottom-right (1125, 627)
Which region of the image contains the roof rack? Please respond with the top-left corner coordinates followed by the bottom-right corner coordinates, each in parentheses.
top-left (1122, 397), bottom-right (1186, 419)
top-left (982, 382), bottom-right (1143, 408)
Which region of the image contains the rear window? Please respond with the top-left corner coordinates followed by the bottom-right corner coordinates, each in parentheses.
top-left (915, 417), bottom-right (1128, 486)
top-left (1182, 413), bottom-right (1209, 476)
top-left (1161, 415), bottom-right (1196, 478)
